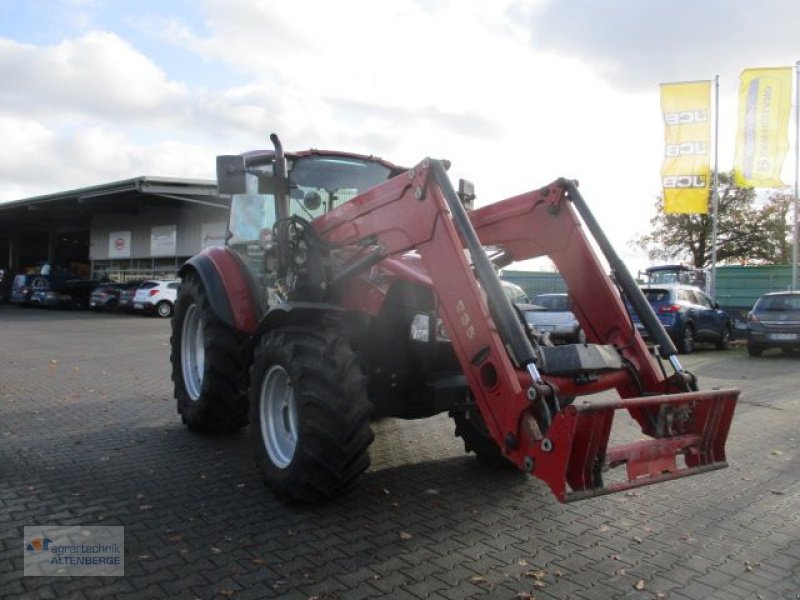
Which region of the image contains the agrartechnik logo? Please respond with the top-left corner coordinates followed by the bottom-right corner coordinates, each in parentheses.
top-left (23, 526), bottom-right (124, 577)
top-left (25, 536), bottom-right (53, 554)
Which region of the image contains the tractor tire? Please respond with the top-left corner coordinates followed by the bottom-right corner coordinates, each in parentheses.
top-left (715, 324), bottom-right (731, 350)
top-left (170, 272), bottom-right (248, 433)
top-left (677, 324), bottom-right (695, 354)
top-left (249, 324), bottom-right (374, 502)
top-left (451, 406), bottom-right (514, 468)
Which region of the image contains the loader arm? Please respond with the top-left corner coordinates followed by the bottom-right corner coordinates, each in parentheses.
top-left (312, 159), bottom-right (738, 502)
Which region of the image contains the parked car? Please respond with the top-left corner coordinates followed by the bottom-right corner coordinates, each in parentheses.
top-left (28, 279), bottom-right (103, 310)
top-left (9, 274), bottom-right (69, 306)
top-left (746, 291), bottom-right (800, 356)
top-left (90, 280), bottom-right (144, 311)
top-left (132, 280), bottom-right (180, 317)
top-left (630, 284), bottom-right (731, 354)
top-left (525, 293), bottom-right (584, 344)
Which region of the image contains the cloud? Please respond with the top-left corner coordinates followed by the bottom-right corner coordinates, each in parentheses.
top-left (0, 116), bottom-right (216, 201)
top-left (0, 31), bottom-right (187, 121)
top-left (526, 0), bottom-right (800, 88)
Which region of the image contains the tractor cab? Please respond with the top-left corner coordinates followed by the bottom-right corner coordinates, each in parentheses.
top-left (217, 147), bottom-right (405, 305)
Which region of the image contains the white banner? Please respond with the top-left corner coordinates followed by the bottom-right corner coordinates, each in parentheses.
top-left (201, 222), bottom-right (226, 249)
top-left (150, 225), bottom-right (177, 256)
top-left (108, 231), bottom-right (131, 259)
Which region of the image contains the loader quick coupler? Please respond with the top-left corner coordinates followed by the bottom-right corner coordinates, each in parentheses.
top-left (525, 381), bottom-right (560, 435)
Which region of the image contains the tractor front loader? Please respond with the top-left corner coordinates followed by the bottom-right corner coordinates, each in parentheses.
top-left (170, 135), bottom-right (738, 503)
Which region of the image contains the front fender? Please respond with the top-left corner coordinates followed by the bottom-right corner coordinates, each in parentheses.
top-left (180, 247), bottom-right (261, 334)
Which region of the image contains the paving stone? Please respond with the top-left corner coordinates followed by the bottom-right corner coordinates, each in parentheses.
top-left (2, 307), bottom-right (799, 599)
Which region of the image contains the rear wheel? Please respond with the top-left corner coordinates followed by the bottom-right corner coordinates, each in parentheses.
top-left (677, 324), bottom-right (695, 354)
top-left (715, 324), bottom-right (731, 350)
top-left (249, 324), bottom-right (374, 502)
top-left (156, 300), bottom-right (173, 318)
top-left (170, 272), bottom-right (247, 433)
top-left (451, 405), bottom-right (514, 468)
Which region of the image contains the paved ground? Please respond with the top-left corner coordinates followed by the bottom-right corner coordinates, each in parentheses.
top-left (1, 305), bottom-right (798, 600)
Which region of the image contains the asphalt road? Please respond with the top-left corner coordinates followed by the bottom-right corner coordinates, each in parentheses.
top-left (1, 305), bottom-right (798, 599)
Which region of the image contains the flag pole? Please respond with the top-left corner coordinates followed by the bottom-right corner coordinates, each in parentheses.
top-left (711, 74), bottom-right (720, 297)
top-left (793, 60), bottom-right (799, 290)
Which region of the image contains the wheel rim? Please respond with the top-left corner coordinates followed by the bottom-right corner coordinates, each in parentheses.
top-left (158, 302), bottom-right (171, 317)
top-left (685, 327), bottom-right (694, 352)
top-left (259, 365), bottom-right (298, 469)
top-left (181, 304), bottom-right (205, 401)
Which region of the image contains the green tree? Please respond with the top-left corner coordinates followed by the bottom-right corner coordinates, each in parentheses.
top-left (634, 171), bottom-right (791, 268)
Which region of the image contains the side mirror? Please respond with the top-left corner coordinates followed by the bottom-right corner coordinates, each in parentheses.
top-left (216, 155), bottom-right (247, 195)
top-left (458, 179), bottom-right (476, 210)
top-left (714, 301), bottom-right (720, 309)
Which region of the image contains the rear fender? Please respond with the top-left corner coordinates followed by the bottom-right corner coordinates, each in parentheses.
top-left (180, 247), bottom-right (261, 334)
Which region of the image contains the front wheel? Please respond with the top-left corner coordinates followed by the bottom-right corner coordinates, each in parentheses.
top-left (677, 324), bottom-right (695, 354)
top-left (170, 273), bottom-right (248, 433)
top-left (747, 343), bottom-right (763, 357)
top-left (249, 325), bottom-right (374, 502)
top-left (451, 406), bottom-right (514, 468)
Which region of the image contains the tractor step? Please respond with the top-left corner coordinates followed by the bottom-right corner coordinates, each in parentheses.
top-left (530, 389), bottom-right (738, 502)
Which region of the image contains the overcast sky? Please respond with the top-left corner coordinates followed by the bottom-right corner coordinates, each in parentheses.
top-left (1, 0), bottom-right (798, 271)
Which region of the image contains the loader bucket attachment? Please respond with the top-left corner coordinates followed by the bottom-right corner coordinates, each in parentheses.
top-left (533, 390), bottom-right (738, 503)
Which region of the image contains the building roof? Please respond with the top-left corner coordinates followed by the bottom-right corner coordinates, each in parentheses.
top-left (0, 176), bottom-right (227, 234)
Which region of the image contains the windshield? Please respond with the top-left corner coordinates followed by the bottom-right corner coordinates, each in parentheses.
top-left (756, 294), bottom-right (800, 311)
top-left (228, 155), bottom-right (393, 245)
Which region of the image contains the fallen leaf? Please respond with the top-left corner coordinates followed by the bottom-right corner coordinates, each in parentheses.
top-left (524, 570), bottom-right (546, 580)
top-left (470, 575), bottom-right (487, 584)
top-left (632, 536), bottom-right (643, 544)
top-left (286, 529), bottom-right (297, 536)
top-left (611, 554), bottom-right (622, 561)
top-left (744, 560), bottom-right (760, 572)
top-left (399, 531), bottom-right (413, 541)
top-left (517, 559), bottom-right (529, 566)
top-left (381, 488), bottom-right (390, 495)
top-left (656, 593), bottom-right (668, 599)
top-left (252, 558), bottom-right (267, 566)
top-left (770, 450), bottom-right (783, 456)
top-left (516, 593), bottom-right (535, 599)
top-left (615, 568), bottom-right (627, 576)
top-left (167, 533), bottom-right (183, 543)
top-left (634, 579), bottom-right (646, 590)
top-left (532, 580), bottom-right (546, 588)
top-left (553, 570), bottom-right (563, 577)
top-left (425, 488), bottom-right (439, 495)
top-left (599, 525), bottom-right (611, 533)
top-left (139, 504), bottom-right (153, 511)
top-left (626, 491), bottom-right (641, 497)
top-left (210, 546), bottom-right (222, 554)
top-left (219, 590), bottom-right (236, 598)
top-left (770, 490), bottom-right (785, 495)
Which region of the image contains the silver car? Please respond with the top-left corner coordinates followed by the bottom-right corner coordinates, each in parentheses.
top-left (525, 293), bottom-right (584, 344)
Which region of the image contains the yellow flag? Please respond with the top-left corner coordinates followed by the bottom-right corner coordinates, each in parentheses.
top-left (660, 81), bottom-right (711, 214)
top-left (734, 67), bottom-right (792, 187)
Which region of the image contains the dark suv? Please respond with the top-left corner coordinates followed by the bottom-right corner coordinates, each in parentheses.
top-left (746, 291), bottom-right (800, 356)
top-left (631, 284), bottom-right (731, 354)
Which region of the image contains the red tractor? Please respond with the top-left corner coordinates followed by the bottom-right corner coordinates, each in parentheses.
top-left (170, 135), bottom-right (738, 503)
